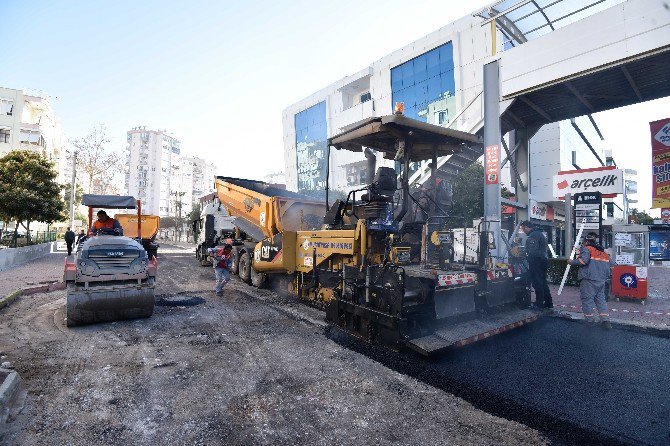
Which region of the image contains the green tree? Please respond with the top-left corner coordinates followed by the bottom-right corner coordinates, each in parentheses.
top-left (62, 182), bottom-right (84, 215)
top-left (630, 208), bottom-right (654, 225)
top-left (451, 161), bottom-right (484, 226)
top-left (0, 151), bottom-right (66, 246)
top-left (188, 203), bottom-right (202, 243)
top-left (161, 216), bottom-right (176, 229)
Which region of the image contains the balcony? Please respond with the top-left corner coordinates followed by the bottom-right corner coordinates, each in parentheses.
top-left (333, 99), bottom-right (376, 134)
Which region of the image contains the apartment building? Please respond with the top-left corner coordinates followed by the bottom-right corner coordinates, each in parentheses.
top-left (0, 87), bottom-right (67, 180)
top-left (125, 127), bottom-right (217, 217)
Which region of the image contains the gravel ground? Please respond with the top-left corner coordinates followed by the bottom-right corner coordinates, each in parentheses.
top-left (0, 246), bottom-right (549, 445)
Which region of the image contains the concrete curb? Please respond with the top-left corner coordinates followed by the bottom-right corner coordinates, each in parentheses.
top-left (0, 368), bottom-right (22, 423)
top-left (550, 310), bottom-right (670, 338)
top-left (0, 281), bottom-right (66, 311)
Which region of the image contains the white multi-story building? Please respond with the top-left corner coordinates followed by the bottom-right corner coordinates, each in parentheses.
top-left (190, 156), bottom-right (218, 200)
top-left (125, 127), bottom-right (218, 217)
top-left (0, 87), bottom-right (67, 180)
top-left (282, 1), bottom-right (621, 251)
top-left (125, 127), bottom-right (182, 216)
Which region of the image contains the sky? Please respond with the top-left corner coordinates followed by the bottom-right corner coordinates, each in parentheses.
top-left (1, 0), bottom-right (668, 215)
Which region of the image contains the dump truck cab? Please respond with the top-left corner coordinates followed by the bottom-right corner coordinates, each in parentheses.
top-left (64, 194), bottom-right (157, 327)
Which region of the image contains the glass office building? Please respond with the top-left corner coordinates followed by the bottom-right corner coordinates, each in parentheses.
top-left (390, 42), bottom-right (456, 127)
top-left (295, 101), bottom-right (327, 195)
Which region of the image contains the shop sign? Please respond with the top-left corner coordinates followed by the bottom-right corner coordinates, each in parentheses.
top-left (485, 145), bottom-right (500, 185)
top-left (529, 199), bottom-right (547, 221)
top-left (651, 118), bottom-right (670, 208)
top-left (574, 192), bottom-right (602, 235)
top-left (662, 208), bottom-right (670, 224)
top-left (553, 166), bottom-right (623, 199)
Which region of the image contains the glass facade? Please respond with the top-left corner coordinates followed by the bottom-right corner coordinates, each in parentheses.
top-left (295, 101), bottom-right (327, 195)
top-left (390, 42), bottom-right (456, 127)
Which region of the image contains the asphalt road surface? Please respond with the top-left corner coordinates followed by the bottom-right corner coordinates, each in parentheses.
top-left (0, 246), bottom-right (549, 446)
top-left (333, 317), bottom-right (670, 445)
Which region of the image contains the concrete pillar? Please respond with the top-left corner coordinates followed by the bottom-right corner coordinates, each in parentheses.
top-left (514, 128), bottom-right (529, 222)
top-left (483, 60), bottom-right (502, 262)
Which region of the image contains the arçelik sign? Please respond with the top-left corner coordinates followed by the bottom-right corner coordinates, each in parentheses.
top-left (651, 118), bottom-right (670, 208)
top-left (553, 166), bottom-right (623, 199)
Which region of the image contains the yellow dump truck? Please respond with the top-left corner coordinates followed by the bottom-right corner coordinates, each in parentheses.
top-left (213, 177), bottom-right (325, 287)
top-left (116, 214), bottom-right (160, 259)
top-left (214, 115), bottom-right (538, 355)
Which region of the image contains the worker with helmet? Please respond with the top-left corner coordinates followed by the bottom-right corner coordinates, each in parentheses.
top-left (208, 244), bottom-right (234, 296)
top-left (568, 232), bottom-right (616, 329)
top-left (91, 210), bottom-right (123, 236)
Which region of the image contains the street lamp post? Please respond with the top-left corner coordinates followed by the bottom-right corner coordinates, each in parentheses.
top-left (69, 150), bottom-right (77, 228)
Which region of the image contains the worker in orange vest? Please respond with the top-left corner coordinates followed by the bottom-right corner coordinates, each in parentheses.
top-left (568, 232), bottom-right (616, 329)
top-left (91, 210), bottom-right (123, 236)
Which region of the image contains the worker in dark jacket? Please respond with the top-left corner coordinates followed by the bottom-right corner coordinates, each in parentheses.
top-left (520, 221), bottom-right (553, 310)
top-left (64, 227), bottom-right (76, 256)
top-left (568, 232), bottom-right (616, 329)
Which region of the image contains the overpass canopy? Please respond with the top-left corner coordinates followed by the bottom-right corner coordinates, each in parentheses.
top-left (476, 0), bottom-right (625, 45)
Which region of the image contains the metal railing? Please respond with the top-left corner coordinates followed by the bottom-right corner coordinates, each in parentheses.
top-left (0, 230), bottom-right (58, 248)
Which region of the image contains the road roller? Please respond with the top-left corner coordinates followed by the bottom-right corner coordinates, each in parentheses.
top-left (63, 194), bottom-right (157, 327)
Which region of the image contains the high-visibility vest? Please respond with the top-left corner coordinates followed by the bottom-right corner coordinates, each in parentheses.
top-left (584, 245), bottom-right (610, 263)
top-left (93, 218), bottom-right (116, 231)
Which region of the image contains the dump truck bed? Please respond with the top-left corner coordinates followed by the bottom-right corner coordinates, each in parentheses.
top-left (116, 214), bottom-right (160, 240)
top-left (215, 176), bottom-right (326, 240)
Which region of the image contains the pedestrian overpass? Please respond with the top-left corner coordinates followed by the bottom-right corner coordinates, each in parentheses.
top-left (411, 0), bottom-right (670, 204)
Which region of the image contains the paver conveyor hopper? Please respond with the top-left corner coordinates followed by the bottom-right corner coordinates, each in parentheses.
top-left (63, 195), bottom-right (157, 326)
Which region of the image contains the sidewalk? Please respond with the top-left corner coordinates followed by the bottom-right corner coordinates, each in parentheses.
top-left (0, 247), bottom-right (67, 299)
top-left (547, 266), bottom-right (670, 329)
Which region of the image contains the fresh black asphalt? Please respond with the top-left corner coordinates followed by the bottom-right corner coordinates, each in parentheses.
top-left (329, 317), bottom-right (670, 445)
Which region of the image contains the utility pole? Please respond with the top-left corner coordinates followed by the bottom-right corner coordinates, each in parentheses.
top-left (69, 151), bottom-right (77, 228)
top-left (171, 191), bottom-right (185, 242)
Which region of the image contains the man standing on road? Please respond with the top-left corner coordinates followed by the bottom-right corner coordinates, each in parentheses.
top-left (520, 221), bottom-right (553, 310)
top-left (208, 244), bottom-right (234, 296)
top-left (568, 232), bottom-right (615, 329)
top-left (76, 229), bottom-right (86, 243)
top-left (64, 227), bottom-right (76, 256)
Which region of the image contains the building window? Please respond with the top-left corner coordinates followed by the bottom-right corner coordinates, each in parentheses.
top-left (436, 110), bottom-right (448, 125)
top-left (295, 101), bottom-right (327, 197)
top-left (360, 92), bottom-right (372, 103)
top-left (390, 42), bottom-right (456, 127)
top-left (0, 128), bottom-right (9, 143)
top-left (0, 99), bottom-right (13, 116)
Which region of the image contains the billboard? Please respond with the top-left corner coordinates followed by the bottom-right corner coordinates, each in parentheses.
top-left (651, 118), bottom-right (670, 208)
top-left (553, 166), bottom-right (623, 199)
top-left (649, 230), bottom-right (670, 261)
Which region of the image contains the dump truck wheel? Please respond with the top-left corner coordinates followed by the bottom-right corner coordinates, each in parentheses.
top-left (238, 251), bottom-right (251, 283)
top-left (250, 266), bottom-right (266, 288)
top-left (230, 248), bottom-right (240, 275)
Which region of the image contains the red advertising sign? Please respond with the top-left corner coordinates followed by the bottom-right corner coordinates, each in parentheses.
top-left (662, 208), bottom-right (670, 223)
top-left (651, 118), bottom-right (670, 208)
top-left (485, 145), bottom-right (499, 185)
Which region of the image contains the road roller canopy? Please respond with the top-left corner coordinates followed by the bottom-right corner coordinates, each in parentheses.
top-left (82, 194), bottom-right (138, 209)
top-left (328, 114), bottom-right (483, 162)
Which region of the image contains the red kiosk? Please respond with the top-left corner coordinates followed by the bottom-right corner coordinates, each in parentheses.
top-left (611, 224), bottom-right (648, 302)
